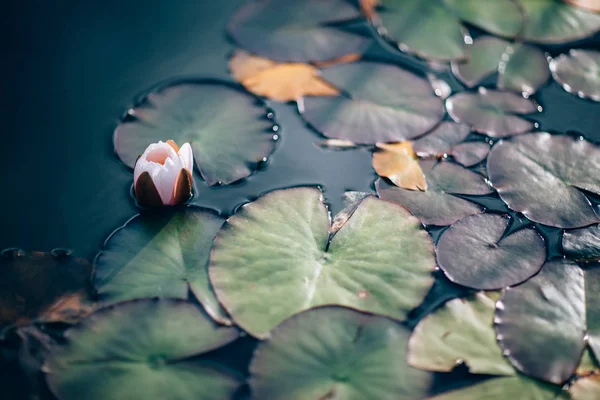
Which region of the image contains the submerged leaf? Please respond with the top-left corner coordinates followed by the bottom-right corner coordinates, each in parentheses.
top-left (563, 224), bottom-right (600, 261)
top-left (550, 49), bottom-right (600, 102)
top-left (373, 142), bottom-right (427, 191)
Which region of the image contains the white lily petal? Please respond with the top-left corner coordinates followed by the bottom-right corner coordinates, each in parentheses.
top-left (152, 156), bottom-right (183, 205)
top-left (144, 141), bottom-right (178, 165)
top-left (178, 142), bottom-right (194, 172)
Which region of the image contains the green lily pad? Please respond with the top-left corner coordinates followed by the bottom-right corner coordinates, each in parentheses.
top-left (94, 207), bottom-right (230, 324)
top-left (45, 299), bottom-right (240, 400)
top-left (413, 122), bottom-right (472, 157)
top-left (227, 0), bottom-right (368, 62)
top-left (450, 36), bottom-right (510, 88)
top-left (209, 188), bottom-right (436, 338)
top-left (408, 292), bottom-right (515, 375)
top-left (495, 260), bottom-right (586, 384)
top-left (444, 0), bottom-right (524, 38)
top-left (436, 213), bottom-right (546, 290)
top-left (563, 224), bottom-right (600, 262)
top-left (427, 374), bottom-right (567, 400)
top-left (585, 266), bottom-right (600, 361)
top-left (370, 0), bottom-right (468, 61)
top-left (301, 61), bottom-right (444, 144)
top-left (376, 160), bottom-right (493, 226)
top-left (550, 49), bottom-right (600, 102)
top-left (498, 43), bottom-right (550, 95)
top-left (451, 142), bottom-right (490, 167)
top-left (446, 88), bottom-right (539, 138)
top-left (114, 81), bottom-right (277, 185)
top-left (487, 132), bottom-right (600, 228)
top-left (570, 374), bottom-right (600, 400)
top-left (250, 306), bottom-right (433, 400)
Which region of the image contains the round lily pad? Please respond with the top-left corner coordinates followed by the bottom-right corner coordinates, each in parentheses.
top-left (451, 36), bottom-right (510, 88)
top-left (209, 188), bottom-right (436, 338)
top-left (301, 61), bottom-right (444, 144)
top-left (451, 142), bottom-right (490, 167)
top-left (585, 266), bottom-right (600, 361)
top-left (446, 88), bottom-right (539, 138)
top-left (94, 206), bottom-right (230, 324)
top-left (550, 49), bottom-right (600, 102)
top-left (45, 299), bottom-right (240, 400)
top-left (444, 0), bottom-right (524, 39)
top-left (498, 43), bottom-right (550, 95)
top-left (250, 306), bottom-right (433, 400)
top-left (114, 81), bottom-right (277, 185)
top-left (436, 214), bottom-right (546, 290)
top-left (408, 292), bottom-right (515, 375)
top-left (412, 122), bottom-right (471, 158)
top-left (495, 259), bottom-right (586, 384)
top-left (563, 224), bottom-right (600, 261)
top-left (375, 160), bottom-right (493, 226)
top-left (487, 132), bottom-right (600, 229)
top-left (227, 0), bottom-right (368, 62)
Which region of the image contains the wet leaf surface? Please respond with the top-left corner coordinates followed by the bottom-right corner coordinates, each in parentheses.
top-left (446, 88), bottom-right (539, 138)
top-left (436, 214), bottom-right (546, 290)
top-left (450, 142), bottom-right (490, 167)
top-left (250, 306), bottom-right (433, 400)
top-left (444, 0), bottom-right (524, 38)
top-left (114, 81), bottom-right (277, 185)
top-left (408, 292), bottom-right (515, 375)
top-left (372, 142), bottom-right (427, 190)
top-left (413, 122), bottom-right (471, 158)
top-left (227, 0), bottom-right (368, 62)
top-left (495, 260), bottom-right (586, 384)
top-left (376, 160), bottom-right (493, 226)
top-left (497, 43), bottom-right (550, 95)
top-left (451, 37), bottom-right (510, 88)
top-left (209, 188), bottom-right (435, 338)
top-left (45, 299), bottom-right (240, 400)
top-left (487, 132), bottom-right (600, 228)
top-left (301, 61), bottom-right (444, 144)
top-left (94, 207), bottom-right (230, 325)
top-left (550, 49), bottom-right (600, 102)
top-left (563, 224), bottom-right (600, 261)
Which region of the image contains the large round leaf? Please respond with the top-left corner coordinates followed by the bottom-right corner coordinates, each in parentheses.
top-left (114, 81), bottom-right (277, 185)
top-left (209, 188), bottom-right (436, 338)
top-left (563, 224), bottom-right (600, 261)
top-left (408, 292), bottom-right (515, 375)
top-left (487, 132), bottom-right (600, 228)
top-left (436, 214), bottom-right (546, 290)
top-left (94, 206), bottom-right (229, 324)
top-left (446, 88), bottom-right (539, 138)
top-left (550, 49), bottom-right (600, 102)
top-left (497, 43), bottom-right (550, 95)
top-left (444, 0), bottom-right (524, 38)
top-left (375, 160), bottom-right (493, 226)
top-left (451, 36), bottom-right (510, 88)
top-left (585, 266), bottom-right (600, 361)
top-left (495, 260), bottom-right (586, 384)
top-left (250, 306), bottom-right (433, 400)
top-left (301, 62), bottom-right (444, 144)
top-left (45, 299), bottom-right (240, 400)
top-left (227, 0), bottom-right (368, 62)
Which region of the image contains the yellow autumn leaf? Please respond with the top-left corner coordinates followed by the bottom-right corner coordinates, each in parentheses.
top-left (228, 50), bottom-right (340, 102)
top-left (372, 142), bottom-right (428, 191)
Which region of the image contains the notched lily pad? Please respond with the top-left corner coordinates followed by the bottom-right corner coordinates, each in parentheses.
top-left (45, 299), bottom-right (240, 400)
top-left (114, 81), bottom-right (277, 185)
top-left (376, 160), bottom-right (493, 226)
top-left (446, 88), bottom-right (540, 138)
top-left (209, 187), bottom-right (436, 338)
top-left (227, 0), bottom-right (369, 63)
top-left (550, 49), bottom-right (600, 102)
top-left (487, 132), bottom-right (600, 228)
top-left (301, 61), bottom-right (444, 144)
top-left (563, 224), bottom-right (600, 261)
top-left (495, 260), bottom-right (586, 384)
top-left (436, 213), bottom-right (546, 290)
top-left (94, 206), bottom-right (230, 324)
top-left (250, 306), bottom-right (433, 400)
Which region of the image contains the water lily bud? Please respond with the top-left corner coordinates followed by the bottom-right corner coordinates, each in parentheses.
top-left (133, 140), bottom-right (193, 208)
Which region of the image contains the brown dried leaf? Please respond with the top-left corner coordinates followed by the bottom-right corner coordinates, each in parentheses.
top-left (372, 142), bottom-right (427, 191)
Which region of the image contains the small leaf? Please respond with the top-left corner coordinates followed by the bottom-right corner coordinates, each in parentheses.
top-left (498, 43), bottom-right (550, 96)
top-left (550, 49), bottom-right (600, 102)
top-left (373, 142), bottom-right (427, 191)
top-left (413, 122), bottom-right (471, 158)
top-left (451, 142), bottom-right (491, 167)
top-left (451, 36), bottom-right (510, 88)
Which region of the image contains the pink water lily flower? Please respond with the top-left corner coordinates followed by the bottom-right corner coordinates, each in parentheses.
top-left (133, 140), bottom-right (194, 207)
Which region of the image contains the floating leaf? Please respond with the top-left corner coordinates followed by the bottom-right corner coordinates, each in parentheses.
top-left (550, 49), bottom-right (600, 102)
top-left (94, 207), bottom-right (230, 324)
top-left (563, 224), bottom-right (600, 261)
top-left (45, 299), bottom-right (240, 400)
top-left (228, 50), bottom-right (339, 102)
top-left (373, 142), bottom-right (427, 191)
top-left (487, 132), bottom-right (600, 228)
top-left (250, 306), bottom-right (433, 400)
top-left (209, 188), bottom-right (435, 338)
top-left (427, 375), bottom-right (567, 400)
top-left (301, 61), bottom-right (444, 144)
top-left (413, 122), bottom-right (471, 157)
top-left (0, 251), bottom-right (93, 328)
top-left (436, 214), bottom-right (545, 290)
top-left (376, 160), bottom-right (493, 226)
top-left (114, 81), bottom-right (277, 185)
top-left (586, 266), bottom-right (600, 361)
top-left (408, 292), bottom-right (515, 375)
top-left (498, 43), bottom-right (550, 95)
top-left (570, 374), bottom-right (600, 400)
top-left (227, 0), bottom-right (368, 63)
top-left (451, 37), bottom-right (510, 88)
top-left (444, 0), bottom-right (524, 38)
top-left (451, 142), bottom-right (491, 167)
top-left (495, 260), bottom-right (586, 384)
top-left (446, 88), bottom-right (539, 138)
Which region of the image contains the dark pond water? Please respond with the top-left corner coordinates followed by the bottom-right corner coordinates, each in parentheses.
top-left (3, 0), bottom-right (600, 399)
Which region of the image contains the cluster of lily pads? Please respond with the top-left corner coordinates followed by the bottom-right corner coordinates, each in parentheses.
top-left (2, 0), bottom-right (600, 399)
